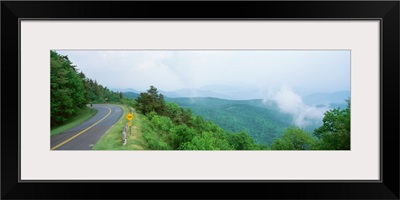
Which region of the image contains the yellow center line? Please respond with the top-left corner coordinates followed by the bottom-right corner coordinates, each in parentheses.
top-left (51, 106), bottom-right (112, 150)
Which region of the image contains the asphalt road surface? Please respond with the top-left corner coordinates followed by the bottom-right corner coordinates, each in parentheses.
top-left (51, 104), bottom-right (123, 150)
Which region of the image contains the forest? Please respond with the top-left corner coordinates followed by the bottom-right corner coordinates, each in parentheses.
top-left (165, 97), bottom-right (292, 145)
top-left (133, 86), bottom-right (351, 150)
top-left (51, 50), bottom-right (350, 150)
top-left (50, 51), bottom-right (123, 127)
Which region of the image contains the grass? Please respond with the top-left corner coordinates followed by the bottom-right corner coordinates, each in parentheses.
top-left (92, 104), bottom-right (147, 150)
top-left (51, 106), bottom-right (98, 136)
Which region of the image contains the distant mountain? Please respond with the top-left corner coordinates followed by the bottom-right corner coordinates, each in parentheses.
top-left (120, 86), bottom-right (350, 110)
top-left (125, 89), bottom-right (341, 145)
top-left (302, 91), bottom-right (350, 106)
top-left (165, 97), bottom-right (293, 145)
top-left (199, 84), bottom-right (265, 100)
top-left (123, 92), bottom-right (140, 99)
top-left (158, 90), bottom-right (179, 98)
top-left (111, 88), bottom-right (142, 93)
top-left (159, 85), bottom-right (266, 100)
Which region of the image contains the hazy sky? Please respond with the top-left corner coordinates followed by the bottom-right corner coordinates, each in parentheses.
top-left (55, 50), bottom-right (350, 94)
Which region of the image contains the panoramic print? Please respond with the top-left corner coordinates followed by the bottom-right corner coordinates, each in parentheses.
top-left (50, 50), bottom-right (350, 150)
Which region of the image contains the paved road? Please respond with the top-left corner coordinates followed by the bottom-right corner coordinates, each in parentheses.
top-left (51, 104), bottom-right (123, 150)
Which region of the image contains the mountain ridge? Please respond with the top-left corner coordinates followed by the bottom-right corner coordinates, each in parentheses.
top-left (121, 88), bottom-right (350, 106)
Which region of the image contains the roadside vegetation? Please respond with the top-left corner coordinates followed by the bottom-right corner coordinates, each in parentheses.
top-left (50, 106), bottom-right (97, 136)
top-left (133, 86), bottom-right (350, 150)
top-left (92, 104), bottom-right (147, 150)
top-left (51, 50), bottom-right (350, 150)
top-left (51, 50), bottom-right (123, 129)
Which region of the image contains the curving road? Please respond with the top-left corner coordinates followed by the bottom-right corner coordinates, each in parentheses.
top-left (51, 104), bottom-right (123, 150)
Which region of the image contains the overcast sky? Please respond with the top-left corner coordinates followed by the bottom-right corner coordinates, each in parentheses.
top-left (55, 50), bottom-right (350, 94)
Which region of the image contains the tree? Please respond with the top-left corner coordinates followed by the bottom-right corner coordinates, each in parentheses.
top-left (227, 131), bottom-right (258, 150)
top-left (179, 131), bottom-right (233, 150)
top-left (51, 51), bottom-right (122, 127)
top-left (165, 102), bottom-right (185, 124)
top-left (313, 99), bottom-right (350, 150)
top-left (119, 92), bottom-right (123, 101)
top-left (270, 126), bottom-right (316, 150)
top-left (50, 51), bottom-right (87, 127)
top-left (135, 86), bottom-right (166, 115)
top-left (151, 115), bottom-right (174, 133)
top-left (170, 124), bottom-right (197, 149)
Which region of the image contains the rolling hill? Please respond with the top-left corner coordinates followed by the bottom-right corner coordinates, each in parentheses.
top-left (165, 97), bottom-right (293, 145)
top-left (123, 89), bottom-right (349, 146)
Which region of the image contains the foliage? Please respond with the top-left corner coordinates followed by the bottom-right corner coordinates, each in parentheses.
top-left (51, 107), bottom-right (97, 136)
top-left (166, 97), bottom-right (293, 145)
top-left (51, 49), bottom-right (351, 151)
top-left (92, 105), bottom-right (146, 150)
top-left (83, 77), bottom-right (123, 104)
top-left (123, 92), bottom-right (139, 99)
top-left (227, 131), bottom-right (259, 150)
top-left (51, 51), bottom-right (87, 126)
top-left (141, 118), bottom-right (173, 150)
top-left (135, 86), bottom-right (167, 115)
top-left (50, 50), bottom-right (123, 128)
top-left (170, 124), bottom-right (197, 149)
top-left (270, 126), bottom-right (316, 150)
top-left (164, 102), bottom-right (193, 126)
top-left (179, 131), bottom-right (233, 150)
top-left (313, 99), bottom-right (351, 150)
top-left (151, 115), bottom-right (174, 132)
top-left (137, 86), bottom-right (265, 150)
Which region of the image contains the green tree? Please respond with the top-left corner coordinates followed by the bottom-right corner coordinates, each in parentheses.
top-left (227, 131), bottom-right (258, 150)
top-left (313, 99), bottom-right (350, 150)
top-left (51, 51), bottom-right (87, 127)
top-left (51, 50), bottom-right (123, 127)
top-left (270, 126), bottom-right (316, 150)
top-left (82, 78), bottom-right (121, 104)
top-left (151, 115), bottom-right (174, 133)
top-left (134, 85), bottom-right (267, 151)
top-left (170, 124), bottom-right (197, 149)
top-left (165, 102), bottom-right (185, 124)
top-left (119, 92), bottom-right (123, 102)
top-left (179, 131), bottom-right (233, 150)
top-left (135, 86), bottom-right (166, 115)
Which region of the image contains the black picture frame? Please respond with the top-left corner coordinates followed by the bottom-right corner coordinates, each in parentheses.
top-left (2, 1), bottom-right (399, 199)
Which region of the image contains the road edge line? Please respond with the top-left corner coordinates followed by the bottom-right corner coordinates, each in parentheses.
top-left (51, 106), bottom-right (112, 150)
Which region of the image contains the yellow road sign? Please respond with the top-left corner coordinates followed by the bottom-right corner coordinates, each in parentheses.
top-left (126, 113), bottom-right (134, 121)
top-left (128, 121), bottom-right (132, 126)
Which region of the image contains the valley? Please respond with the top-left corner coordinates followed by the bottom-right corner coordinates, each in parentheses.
top-left (122, 88), bottom-right (349, 146)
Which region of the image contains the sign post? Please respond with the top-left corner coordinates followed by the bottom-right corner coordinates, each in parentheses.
top-left (128, 121), bottom-right (132, 134)
top-left (126, 113), bottom-right (134, 135)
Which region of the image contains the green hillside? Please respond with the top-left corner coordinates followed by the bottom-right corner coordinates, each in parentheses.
top-left (133, 86), bottom-right (351, 150)
top-left (165, 97), bottom-right (292, 145)
top-left (134, 86), bottom-right (268, 150)
top-left (124, 92), bottom-right (140, 99)
top-left (51, 50), bottom-right (350, 150)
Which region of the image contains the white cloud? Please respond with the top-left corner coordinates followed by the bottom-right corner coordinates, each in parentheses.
top-left (266, 85), bottom-right (329, 127)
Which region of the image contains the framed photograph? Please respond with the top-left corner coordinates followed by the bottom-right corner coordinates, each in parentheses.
top-left (2, 1), bottom-right (399, 199)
